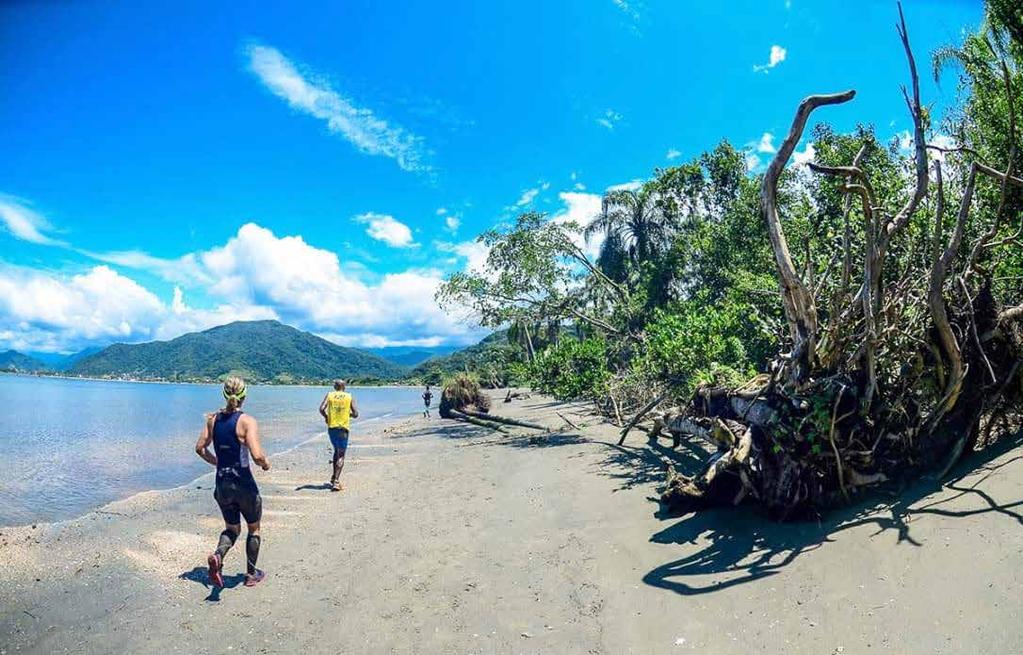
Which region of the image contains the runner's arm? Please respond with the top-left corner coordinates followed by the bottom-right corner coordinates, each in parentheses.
top-left (319, 394), bottom-right (329, 423)
top-left (195, 414), bottom-right (217, 466)
top-left (350, 396), bottom-right (359, 419)
top-left (242, 416), bottom-right (271, 471)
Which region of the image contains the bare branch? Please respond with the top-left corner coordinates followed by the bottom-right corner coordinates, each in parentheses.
top-left (761, 89), bottom-right (856, 383)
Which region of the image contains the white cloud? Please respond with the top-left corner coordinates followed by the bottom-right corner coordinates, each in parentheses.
top-left (244, 43), bottom-right (429, 173)
top-left (753, 45), bottom-right (787, 73)
top-left (666, 149), bottom-right (682, 160)
top-left (436, 207), bottom-right (448, 215)
top-left (437, 239), bottom-right (491, 275)
top-left (607, 180), bottom-right (643, 192)
top-left (745, 153), bottom-right (762, 172)
top-left (353, 212), bottom-right (416, 248)
top-left (596, 109), bottom-right (623, 130)
top-left (0, 195), bottom-right (65, 246)
top-left (757, 132), bottom-right (777, 154)
top-left (77, 249), bottom-right (211, 286)
top-left (0, 265), bottom-right (166, 351)
top-left (445, 214), bottom-right (461, 233)
top-left (792, 142), bottom-right (816, 166)
top-left (552, 191), bottom-right (603, 259)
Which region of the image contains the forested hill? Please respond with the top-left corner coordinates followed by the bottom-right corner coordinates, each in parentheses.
top-left (0, 350), bottom-right (48, 372)
top-left (410, 331), bottom-right (514, 383)
top-left (69, 320), bottom-right (406, 382)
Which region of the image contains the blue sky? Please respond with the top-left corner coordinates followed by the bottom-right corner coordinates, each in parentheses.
top-left (0, 0), bottom-right (982, 353)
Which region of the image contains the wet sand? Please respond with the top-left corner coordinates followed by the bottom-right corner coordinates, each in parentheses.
top-left (1, 391), bottom-right (1021, 654)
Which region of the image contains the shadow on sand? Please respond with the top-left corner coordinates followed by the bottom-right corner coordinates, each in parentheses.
top-left (636, 429), bottom-right (1023, 596)
top-left (179, 566), bottom-right (247, 602)
top-left (295, 483), bottom-right (333, 491)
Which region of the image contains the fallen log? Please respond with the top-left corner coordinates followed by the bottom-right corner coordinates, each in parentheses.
top-left (456, 409), bottom-right (548, 431)
top-left (448, 409), bottom-right (509, 433)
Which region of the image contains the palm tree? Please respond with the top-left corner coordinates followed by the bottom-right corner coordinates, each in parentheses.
top-left (584, 183), bottom-right (670, 272)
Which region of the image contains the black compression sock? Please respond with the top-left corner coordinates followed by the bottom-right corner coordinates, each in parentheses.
top-left (246, 534), bottom-right (261, 575)
top-left (215, 529), bottom-right (238, 559)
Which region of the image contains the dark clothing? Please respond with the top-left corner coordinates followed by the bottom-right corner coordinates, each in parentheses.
top-left (423, 392), bottom-right (433, 407)
top-left (328, 427), bottom-right (350, 452)
top-left (212, 410), bottom-right (261, 524)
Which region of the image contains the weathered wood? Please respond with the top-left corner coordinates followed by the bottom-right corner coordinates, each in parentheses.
top-left (457, 409), bottom-right (547, 431)
top-left (449, 410), bottom-right (509, 433)
top-left (617, 390), bottom-right (670, 445)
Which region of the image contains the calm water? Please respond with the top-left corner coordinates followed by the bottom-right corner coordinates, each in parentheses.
top-left (0, 375), bottom-right (424, 526)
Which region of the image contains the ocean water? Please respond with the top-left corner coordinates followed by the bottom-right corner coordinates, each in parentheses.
top-left (0, 375), bottom-right (425, 526)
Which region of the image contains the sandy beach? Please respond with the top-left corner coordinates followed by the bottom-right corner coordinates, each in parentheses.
top-left (1, 390), bottom-right (1021, 654)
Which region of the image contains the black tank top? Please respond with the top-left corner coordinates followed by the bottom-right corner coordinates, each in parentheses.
top-left (213, 411), bottom-right (252, 477)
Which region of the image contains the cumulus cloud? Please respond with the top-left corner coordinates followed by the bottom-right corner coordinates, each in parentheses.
top-left (353, 212), bottom-right (416, 248)
top-left (792, 142), bottom-right (816, 166)
top-left (445, 214), bottom-right (461, 233)
top-left (0, 219), bottom-right (486, 351)
top-left (244, 43), bottom-right (430, 173)
top-left (666, 149), bottom-right (682, 160)
top-left (757, 132), bottom-right (777, 154)
top-left (753, 45), bottom-right (787, 73)
top-left (0, 265), bottom-right (165, 352)
top-left (552, 191), bottom-right (603, 259)
top-left (0, 195), bottom-right (66, 246)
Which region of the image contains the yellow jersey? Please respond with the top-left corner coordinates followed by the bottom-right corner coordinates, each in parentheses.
top-left (325, 391), bottom-right (352, 429)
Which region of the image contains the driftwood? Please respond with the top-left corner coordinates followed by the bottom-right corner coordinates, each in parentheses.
top-left (659, 4), bottom-right (1023, 519)
top-left (448, 409), bottom-right (509, 433)
top-left (617, 390), bottom-right (670, 445)
top-left (457, 408), bottom-right (548, 431)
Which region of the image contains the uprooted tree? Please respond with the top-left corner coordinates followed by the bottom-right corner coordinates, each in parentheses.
top-left (661, 4), bottom-right (1023, 518)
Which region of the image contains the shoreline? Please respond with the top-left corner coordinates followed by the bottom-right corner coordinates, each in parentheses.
top-left (0, 370), bottom-right (425, 389)
top-left (0, 410), bottom-right (413, 532)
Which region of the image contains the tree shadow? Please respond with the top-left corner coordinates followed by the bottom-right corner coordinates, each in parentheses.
top-left (500, 432), bottom-right (590, 448)
top-left (179, 566), bottom-right (246, 602)
top-left (642, 429), bottom-right (1023, 596)
top-left (595, 434), bottom-right (715, 492)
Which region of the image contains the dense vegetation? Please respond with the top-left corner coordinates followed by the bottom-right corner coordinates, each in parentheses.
top-left (70, 320), bottom-right (406, 383)
top-left (439, 2), bottom-right (1023, 518)
top-left (410, 330), bottom-right (527, 387)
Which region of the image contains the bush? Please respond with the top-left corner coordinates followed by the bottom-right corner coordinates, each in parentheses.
top-left (530, 337), bottom-right (611, 400)
top-left (639, 295), bottom-right (757, 395)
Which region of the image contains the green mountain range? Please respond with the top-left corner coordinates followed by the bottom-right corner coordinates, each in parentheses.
top-left (410, 331), bottom-right (512, 381)
top-left (0, 350), bottom-right (48, 372)
top-left (69, 320), bottom-right (406, 382)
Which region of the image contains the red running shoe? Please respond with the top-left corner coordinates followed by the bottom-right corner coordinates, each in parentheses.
top-left (245, 569), bottom-right (266, 587)
top-left (207, 552), bottom-right (224, 588)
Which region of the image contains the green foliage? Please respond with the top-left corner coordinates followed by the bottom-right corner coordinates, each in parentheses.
top-left (638, 295), bottom-right (758, 395)
top-left (530, 337), bottom-right (611, 400)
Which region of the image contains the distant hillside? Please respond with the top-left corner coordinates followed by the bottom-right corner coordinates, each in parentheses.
top-left (369, 345), bottom-right (460, 367)
top-left (410, 331), bottom-right (516, 383)
top-left (0, 350), bottom-right (48, 372)
top-left (69, 320), bottom-right (406, 382)
top-left (28, 346), bottom-right (102, 371)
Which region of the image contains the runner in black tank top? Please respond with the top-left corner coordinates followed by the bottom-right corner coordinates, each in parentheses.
top-left (195, 377), bottom-right (271, 589)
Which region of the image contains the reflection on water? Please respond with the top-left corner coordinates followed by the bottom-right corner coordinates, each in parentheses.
top-left (0, 375), bottom-right (423, 526)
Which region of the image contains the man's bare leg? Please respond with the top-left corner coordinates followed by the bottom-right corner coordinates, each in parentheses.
top-left (330, 448), bottom-right (346, 490)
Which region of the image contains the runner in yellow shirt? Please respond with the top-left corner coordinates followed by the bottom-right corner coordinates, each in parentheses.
top-left (318, 379), bottom-right (359, 491)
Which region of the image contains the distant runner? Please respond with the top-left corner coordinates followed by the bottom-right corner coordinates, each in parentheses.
top-left (422, 384), bottom-right (434, 418)
top-left (194, 376), bottom-right (270, 589)
top-left (319, 379), bottom-right (359, 492)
